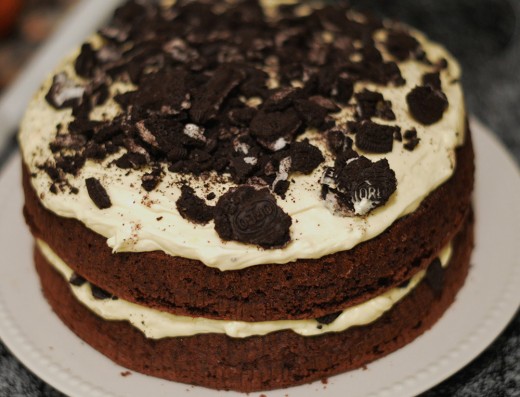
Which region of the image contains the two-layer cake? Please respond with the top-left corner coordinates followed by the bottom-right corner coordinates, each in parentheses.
top-left (20, 0), bottom-right (474, 391)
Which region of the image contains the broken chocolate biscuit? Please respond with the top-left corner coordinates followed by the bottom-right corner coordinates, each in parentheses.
top-left (176, 185), bottom-right (214, 225)
top-left (321, 157), bottom-right (397, 216)
top-left (290, 140), bottom-right (324, 174)
top-left (316, 311), bottom-right (342, 325)
top-left (425, 258), bottom-right (444, 298)
top-left (69, 273), bottom-right (87, 287)
top-left (85, 177), bottom-right (112, 209)
top-left (353, 121), bottom-right (397, 154)
top-left (45, 73), bottom-right (85, 109)
top-left (91, 284), bottom-right (117, 300)
top-left (214, 186), bottom-right (291, 248)
top-left (354, 89), bottom-right (395, 121)
top-left (406, 85), bottom-right (448, 125)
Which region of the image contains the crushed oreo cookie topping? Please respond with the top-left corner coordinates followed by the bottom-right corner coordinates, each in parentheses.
top-left (425, 258), bottom-right (445, 298)
top-left (176, 185), bottom-right (215, 225)
top-left (406, 85), bottom-right (449, 125)
top-left (69, 272), bottom-right (86, 287)
top-left (34, 0), bottom-right (461, 250)
top-left (352, 120), bottom-right (398, 154)
top-left (90, 284), bottom-right (117, 300)
top-left (85, 177), bottom-right (112, 209)
top-left (214, 186), bottom-right (291, 248)
top-left (316, 311), bottom-right (343, 325)
top-left (321, 157), bottom-right (397, 216)
top-left (354, 89), bottom-right (395, 121)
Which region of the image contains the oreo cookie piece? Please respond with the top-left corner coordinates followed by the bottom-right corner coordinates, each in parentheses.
top-left (214, 186), bottom-right (291, 248)
top-left (335, 76), bottom-right (354, 104)
top-left (353, 121), bottom-right (397, 154)
top-left (422, 72), bottom-right (442, 91)
top-left (91, 284), bottom-right (116, 300)
top-left (141, 166), bottom-right (163, 192)
top-left (316, 311), bottom-right (342, 325)
top-left (114, 152), bottom-right (148, 170)
top-left (114, 68), bottom-right (190, 116)
top-left (425, 258), bottom-right (444, 298)
top-left (189, 65), bottom-right (245, 124)
top-left (45, 73), bottom-right (85, 109)
top-left (406, 85), bottom-right (448, 125)
top-left (75, 43), bottom-right (99, 78)
top-left (250, 108), bottom-right (301, 148)
top-left (228, 107), bottom-right (257, 127)
top-left (385, 31), bottom-right (420, 61)
top-left (322, 157), bottom-right (397, 216)
top-left (69, 273), bottom-right (86, 287)
top-left (176, 185), bottom-right (214, 225)
top-left (354, 89), bottom-right (395, 121)
top-left (85, 177), bottom-right (112, 209)
top-left (403, 128), bottom-right (420, 151)
top-left (290, 139), bottom-right (324, 174)
top-left (263, 87), bottom-right (301, 112)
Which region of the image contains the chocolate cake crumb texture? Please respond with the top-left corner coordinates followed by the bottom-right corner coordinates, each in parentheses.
top-left (85, 177), bottom-right (112, 209)
top-left (37, 0), bottom-right (451, 243)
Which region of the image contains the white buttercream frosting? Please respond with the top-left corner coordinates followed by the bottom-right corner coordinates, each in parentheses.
top-left (37, 239), bottom-right (452, 338)
top-left (19, 4), bottom-right (466, 270)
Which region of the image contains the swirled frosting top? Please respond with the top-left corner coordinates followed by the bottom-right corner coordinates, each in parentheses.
top-left (19, 0), bottom-right (466, 270)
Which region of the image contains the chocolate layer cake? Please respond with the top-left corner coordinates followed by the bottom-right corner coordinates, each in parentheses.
top-left (20, 0), bottom-right (474, 392)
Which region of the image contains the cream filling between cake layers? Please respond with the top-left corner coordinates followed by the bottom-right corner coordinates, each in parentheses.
top-left (20, 5), bottom-right (465, 270)
top-left (37, 239), bottom-right (452, 339)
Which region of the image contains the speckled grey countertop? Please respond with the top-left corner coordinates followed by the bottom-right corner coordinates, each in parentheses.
top-left (0, 0), bottom-right (519, 396)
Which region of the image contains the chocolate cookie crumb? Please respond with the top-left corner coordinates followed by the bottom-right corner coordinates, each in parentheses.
top-left (176, 185), bottom-right (214, 225)
top-left (45, 73), bottom-right (85, 109)
top-left (353, 121), bottom-right (397, 154)
top-left (85, 177), bottom-right (112, 209)
top-left (316, 311), bottom-right (342, 325)
top-left (91, 284), bottom-right (117, 300)
top-left (425, 258), bottom-right (444, 298)
top-left (290, 140), bottom-right (324, 174)
top-left (69, 273), bottom-right (86, 287)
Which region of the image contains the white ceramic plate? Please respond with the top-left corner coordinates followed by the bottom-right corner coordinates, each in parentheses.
top-left (0, 118), bottom-right (519, 397)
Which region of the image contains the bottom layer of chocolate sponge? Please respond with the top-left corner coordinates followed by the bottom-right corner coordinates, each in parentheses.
top-left (34, 210), bottom-right (473, 392)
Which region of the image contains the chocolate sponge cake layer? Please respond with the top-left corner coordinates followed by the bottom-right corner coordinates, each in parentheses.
top-left (34, 209), bottom-right (474, 392)
top-left (23, 129), bottom-right (474, 322)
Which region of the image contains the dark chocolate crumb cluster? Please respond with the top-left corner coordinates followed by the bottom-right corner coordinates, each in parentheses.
top-left (39, 0), bottom-right (449, 247)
